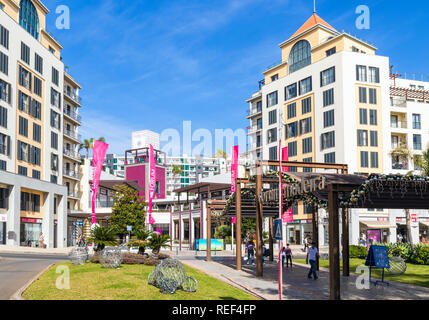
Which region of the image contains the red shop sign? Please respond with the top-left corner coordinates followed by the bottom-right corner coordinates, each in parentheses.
top-left (411, 214), bottom-right (417, 223)
top-left (20, 218), bottom-right (42, 224)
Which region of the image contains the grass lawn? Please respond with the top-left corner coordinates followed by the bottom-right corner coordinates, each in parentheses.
top-left (295, 259), bottom-right (429, 288)
top-left (22, 262), bottom-right (257, 300)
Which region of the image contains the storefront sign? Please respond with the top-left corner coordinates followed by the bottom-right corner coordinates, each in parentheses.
top-left (284, 176), bottom-right (326, 198)
top-left (396, 217), bottom-right (405, 223)
top-left (411, 214), bottom-right (417, 223)
top-left (0, 214), bottom-right (6, 222)
top-left (20, 218), bottom-right (42, 224)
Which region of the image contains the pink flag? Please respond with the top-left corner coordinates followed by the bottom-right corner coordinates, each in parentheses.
top-left (281, 147), bottom-right (289, 172)
top-left (91, 140), bottom-right (109, 225)
top-left (148, 145), bottom-right (156, 225)
top-left (232, 217), bottom-right (236, 224)
top-left (280, 146), bottom-right (293, 223)
top-left (231, 146), bottom-right (239, 193)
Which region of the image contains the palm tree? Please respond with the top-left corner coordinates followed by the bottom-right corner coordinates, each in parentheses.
top-left (414, 147), bottom-right (429, 176)
top-left (79, 137), bottom-right (107, 158)
top-left (88, 226), bottom-right (118, 252)
top-left (171, 164), bottom-right (182, 189)
top-left (128, 228), bottom-right (154, 255)
top-left (216, 149), bottom-right (228, 172)
top-left (148, 233), bottom-right (171, 257)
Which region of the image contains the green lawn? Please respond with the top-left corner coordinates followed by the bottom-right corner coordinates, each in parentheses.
top-left (295, 259), bottom-right (429, 288)
top-left (23, 262), bottom-right (257, 300)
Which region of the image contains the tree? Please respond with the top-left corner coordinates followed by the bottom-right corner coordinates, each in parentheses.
top-left (128, 228), bottom-right (154, 255)
top-left (414, 148), bottom-right (429, 176)
top-left (241, 218), bottom-right (256, 242)
top-left (148, 233), bottom-right (171, 257)
top-left (171, 164), bottom-right (182, 189)
top-left (216, 149), bottom-right (229, 172)
top-left (214, 225), bottom-right (231, 239)
top-left (88, 226), bottom-right (118, 252)
top-left (79, 137), bottom-right (107, 158)
top-left (110, 185), bottom-right (147, 237)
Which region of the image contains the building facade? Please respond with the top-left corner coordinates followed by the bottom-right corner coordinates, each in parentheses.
top-left (0, 0), bottom-right (85, 248)
top-left (246, 13), bottom-right (429, 245)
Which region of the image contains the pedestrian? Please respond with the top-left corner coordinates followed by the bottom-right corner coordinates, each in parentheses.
top-left (262, 244), bottom-right (266, 265)
top-left (303, 236), bottom-right (309, 252)
top-left (361, 233), bottom-right (366, 247)
top-left (246, 239), bottom-right (255, 265)
top-left (39, 232), bottom-right (45, 249)
top-left (281, 246), bottom-right (286, 267)
top-left (307, 243), bottom-right (319, 280)
top-left (285, 243), bottom-right (293, 268)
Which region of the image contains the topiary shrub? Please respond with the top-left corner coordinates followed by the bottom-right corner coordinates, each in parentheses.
top-left (122, 253), bottom-right (147, 265)
top-left (410, 244), bottom-right (429, 265)
top-left (144, 257), bottom-right (161, 266)
top-left (349, 245), bottom-right (368, 259)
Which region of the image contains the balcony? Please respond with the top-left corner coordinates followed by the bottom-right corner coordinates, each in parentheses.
top-left (63, 129), bottom-right (82, 143)
top-left (390, 120), bottom-right (407, 129)
top-left (391, 97), bottom-right (407, 108)
top-left (248, 143), bottom-right (262, 152)
top-left (63, 88), bottom-right (82, 105)
top-left (246, 107), bottom-right (263, 119)
top-left (89, 200), bottom-right (114, 208)
top-left (67, 190), bottom-right (81, 199)
top-left (63, 149), bottom-right (81, 161)
top-left (63, 167), bottom-right (81, 180)
top-left (247, 126), bottom-right (262, 135)
top-left (392, 160), bottom-right (409, 170)
top-left (63, 108), bottom-right (82, 124)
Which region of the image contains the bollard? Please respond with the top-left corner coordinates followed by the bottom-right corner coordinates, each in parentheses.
top-left (176, 247), bottom-right (178, 255)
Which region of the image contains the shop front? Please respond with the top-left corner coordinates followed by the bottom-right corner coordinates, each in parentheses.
top-left (286, 220), bottom-right (313, 245)
top-left (20, 218), bottom-right (43, 247)
top-left (419, 219), bottom-right (429, 243)
top-left (0, 214), bottom-right (6, 245)
top-left (360, 219), bottom-right (396, 245)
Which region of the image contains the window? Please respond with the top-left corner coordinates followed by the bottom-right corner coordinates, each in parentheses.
top-left (267, 128), bottom-right (277, 144)
top-left (360, 151), bottom-right (369, 168)
top-left (357, 130), bottom-right (368, 146)
top-left (299, 77), bottom-right (312, 95)
top-left (19, 116), bottom-right (28, 137)
top-left (289, 40), bottom-right (311, 73)
top-left (302, 137), bottom-right (312, 154)
top-left (303, 158), bottom-right (313, 172)
top-left (256, 101), bottom-right (262, 112)
top-left (320, 67), bottom-right (335, 87)
top-left (19, 65), bottom-right (31, 90)
top-left (0, 160), bottom-right (6, 171)
top-left (0, 51), bottom-right (8, 75)
top-left (325, 152), bottom-right (336, 164)
top-left (285, 83), bottom-right (297, 100)
top-left (33, 123), bottom-right (41, 143)
top-left (50, 110), bottom-right (61, 129)
top-left (288, 142), bottom-right (297, 157)
top-left (359, 108), bottom-right (368, 125)
top-left (51, 175), bottom-right (58, 184)
top-left (269, 146), bottom-right (278, 161)
top-left (300, 117), bottom-right (312, 135)
top-left (271, 74), bottom-right (278, 82)
top-left (30, 99), bottom-right (41, 119)
top-left (323, 88), bottom-right (334, 107)
top-left (51, 153), bottom-right (58, 171)
top-left (323, 110), bottom-right (335, 128)
top-left (21, 42), bottom-right (30, 64)
top-left (0, 24), bottom-right (9, 49)
top-left (256, 118), bottom-right (262, 129)
top-left (19, 0), bottom-right (40, 40)
top-left (356, 65), bottom-right (367, 82)
top-left (285, 122), bottom-right (298, 139)
top-left (32, 170), bottom-right (40, 180)
top-left (412, 114), bottom-right (421, 129)
top-left (49, 47), bottom-right (55, 54)
top-left (0, 79), bottom-right (11, 104)
top-left (370, 152), bottom-right (379, 168)
top-left (0, 105), bottom-right (7, 128)
top-left (51, 88), bottom-right (61, 108)
top-left (287, 103), bottom-right (296, 119)
top-left (301, 97), bottom-right (312, 114)
top-left (369, 88), bottom-right (377, 104)
top-left (268, 110), bottom-right (277, 125)
top-left (369, 109), bottom-right (377, 125)
top-left (18, 166), bottom-right (28, 177)
top-left (359, 87), bottom-right (367, 103)
top-left (52, 67), bottom-right (59, 86)
top-left (35, 53), bottom-right (43, 74)
top-left (267, 91), bottom-right (278, 107)
top-left (0, 133), bottom-right (10, 156)
top-left (326, 47), bottom-right (336, 57)
top-left (30, 146), bottom-right (41, 165)
top-left (370, 131), bottom-right (378, 147)
top-left (17, 141), bottom-right (29, 161)
top-left (368, 67), bottom-right (380, 83)
top-left (321, 131), bottom-right (335, 150)
top-left (413, 134), bottom-right (422, 150)
top-left (33, 76), bottom-right (42, 97)
top-left (51, 132), bottom-right (58, 150)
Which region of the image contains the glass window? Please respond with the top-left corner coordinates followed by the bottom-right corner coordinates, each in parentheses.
top-left (324, 152), bottom-right (335, 164)
top-left (271, 74), bottom-right (278, 82)
top-left (360, 151), bottom-right (369, 168)
top-left (357, 130), bottom-right (368, 146)
top-left (19, 0), bottom-right (40, 40)
top-left (300, 117), bottom-right (312, 135)
top-left (268, 110), bottom-right (277, 125)
top-left (285, 122), bottom-right (298, 139)
top-left (267, 128), bottom-right (277, 144)
top-left (368, 67), bottom-right (380, 83)
top-left (370, 131), bottom-right (378, 147)
top-left (412, 114), bottom-right (421, 129)
top-left (299, 77), bottom-right (312, 95)
top-left (267, 91), bottom-right (278, 107)
top-left (289, 40), bottom-right (311, 73)
top-left (0, 51), bottom-right (8, 76)
top-left (323, 110), bottom-right (335, 128)
top-left (356, 65), bottom-right (367, 82)
top-left (301, 97), bottom-right (312, 114)
top-left (0, 25), bottom-right (9, 50)
top-left (326, 47), bottom-right (336, 57)
top-left (359, 87), bottom-right (367, 103)
top-left (359, 108), bottom-right (368, 125)
top-left (287, 103), bottom-right (296, 119)
top-left (302, 137), bottom-right (312, 154)
top-left (413, 134), bottom-right (422, 150)
top-left (285, 83), bottom-right (297, 101)
top-left (320, 67), bottom-right (335, 87)
top-left (269, 146), bottom-right (278, 161)
top-left (369, 88), bottom-right (377, 104)
top-left (323, 88), bottom-right (334, 107)
top-left (370, 109), bottom-right (377, 125)
top-left (321, 131), bottom-right (335, 150)
top-left (370, 152), bottom-right (379, 168)
top-left (288, 142), bottom-right (297, 157)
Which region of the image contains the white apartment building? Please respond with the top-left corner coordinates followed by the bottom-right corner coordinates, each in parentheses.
top-left (246, 13), bottom-right (429, 246)
top-left (132, 129), bottom-right (160, 150)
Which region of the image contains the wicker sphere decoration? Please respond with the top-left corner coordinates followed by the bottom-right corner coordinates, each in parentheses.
top-left (148, 270), bottom-right (163, 287)
top-left (156, 258), bottom-right (186, 287)
top-left (69, 248), bottom-right (88, 265)
top-left (159, 278), bottom-right (179, 295)
top-left (99, 247), bottom-right (123, 269)
top-left (388, 256), bottom-right (407, 275)
top-left (181, 276), bottom-right (198, 293)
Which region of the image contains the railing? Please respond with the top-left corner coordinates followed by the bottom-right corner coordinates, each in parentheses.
top-left (63, 129), bottom-right (82, 142)
top-left (63, 108), bottom-right (82, 123)
top-left (63, 149), bottom-right (81, 160)
top-left (89, 200), bottom-right (114, 208)
top-left (247, 126), bottom-right (262, 135)
top-left (246, 108), bottom-right (263, 117)
top-left (391, 121), bottom-right (407, 129)
top-left (392, 162), bottom-right (409, 170)
top-left (67, 191), bottom-right (81, 198)
top-left (63, 167), bottom-right (81, 179)
top-left (63, 88), bottom-right (82, 104)
top-left (391, 97), bottom-right (407, 108)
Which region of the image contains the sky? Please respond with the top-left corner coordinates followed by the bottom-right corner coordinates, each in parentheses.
top-left (41, 0), bottom-right (429, 155)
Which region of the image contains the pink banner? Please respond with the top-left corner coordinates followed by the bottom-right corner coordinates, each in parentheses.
top-left (148, 145), bottom-right (156, 225)
top-left (91, 140), bottom-right (109, 225)
top-left (280, 146), bottom-right (293, 223)
top-left (232, 217), bottom-right (236, 224)
top-left (231, 145), bottom-right (239, 193)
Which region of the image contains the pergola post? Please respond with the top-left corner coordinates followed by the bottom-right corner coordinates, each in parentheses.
top-left (328, 184), bottom-right (341, 300)
top-left (236, 180), bottom-right (242, 271)
top-left (342, 206), bottom-right (350, 277)
top-left (269, 217), bottom-right (274, 262)
top-left (312, 205), bottom-right (319, 271)
top-left (170, 206), bottom-right (173, 252)
top-left (178, 193), bottom-right (182, 252)
top-left (255, 162), bottom-right (263, 277)
top-left (206, 202), bottom-right (211, 262)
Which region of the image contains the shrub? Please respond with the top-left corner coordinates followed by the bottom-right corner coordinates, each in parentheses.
top-left (90, 254), bottom-right (100, 264)
top-left (390, 243), bottom-right (413, 262)
top-left (158, 253), bottom-right (170, 260)
top-left (349, 245), bottom-right (368, 259)
top-left (144, 256), bottom-right (160, 266)
top-left (122, 253), bottom-right (146, 265)
top-left (411, 244), bottom-right (429, 265)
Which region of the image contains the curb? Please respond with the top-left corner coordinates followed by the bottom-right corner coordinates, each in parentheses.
top-left (10, 263), bottom-right (56, 300)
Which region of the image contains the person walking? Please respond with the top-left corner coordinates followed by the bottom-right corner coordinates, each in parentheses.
top-left (303, 236), bottom-right (309, 252)
top-left (246, 239), bottom-right (255, 265)
top-left (285, 244), bottom-right (293, 268)
top-left (39, 232), bottom-right (45, 249)
top-left (281, 246), bottom-right (286, 267)
top-left (307, 243), bottom-right (319, 280)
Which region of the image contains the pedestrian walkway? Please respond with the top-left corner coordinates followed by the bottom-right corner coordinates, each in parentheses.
top-left (175, 254), bottom-right (429, 300)
top-left (0, 245), bottom-right (72, 256)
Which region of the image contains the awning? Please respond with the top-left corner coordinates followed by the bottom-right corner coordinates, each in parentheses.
top-left (419, 221), bottom-right (429, 228)
top-left (360, 221), bottom-right (396, 229)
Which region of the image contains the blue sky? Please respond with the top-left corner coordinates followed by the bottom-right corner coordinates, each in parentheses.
top-left (42, 0), bottom-right (429, 155)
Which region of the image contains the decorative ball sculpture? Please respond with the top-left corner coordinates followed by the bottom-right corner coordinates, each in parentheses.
top-left (69, 248), bottom-right (88, 265)
top-left (148, 258), bottom-right (198, 294)
top-left (99, 247), bottom-right (123, 269)
top-left (181, 276), bottom-right (198, 293)
top-left (388, 256), bottom-right (407, 275)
